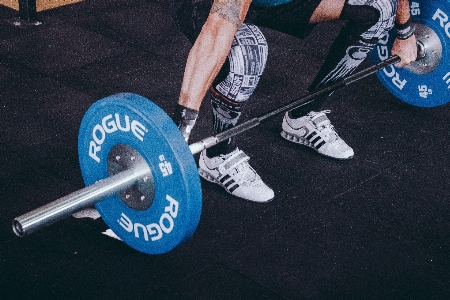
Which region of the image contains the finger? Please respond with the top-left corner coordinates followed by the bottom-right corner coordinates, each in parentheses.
top-left (396, 60), bottom-right (409, 68)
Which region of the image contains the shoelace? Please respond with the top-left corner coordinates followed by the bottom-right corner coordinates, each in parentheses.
top-left (218, 150), bottom-right (257, 184)
top-left (231, 161), bottom-right (256, 183)
top-left (321, 123), bottom-right (339, 143)
top-left (310, 110), bottom-right (339, 143)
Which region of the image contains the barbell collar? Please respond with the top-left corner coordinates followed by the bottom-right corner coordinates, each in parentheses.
top-left (13, 163), bottom-right (151, 237)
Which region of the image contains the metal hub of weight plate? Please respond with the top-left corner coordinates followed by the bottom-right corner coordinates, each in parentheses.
top-left (107, 144), bottom-right (156, 211)
top-left (78, 93), bottom-right (202, 254)
top-left (371, 0), bottom-right (450, 107)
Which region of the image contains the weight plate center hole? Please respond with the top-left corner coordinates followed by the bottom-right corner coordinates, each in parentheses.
top-left (405, 23), bottom-right (442, 75)
top-left (107, 144), bottom-right (155, 211)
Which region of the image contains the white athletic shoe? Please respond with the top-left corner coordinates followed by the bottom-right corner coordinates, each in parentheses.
top-left (281, 110), bottom-right (354, 160)
top-left (198, 148), bottom-right (274, 203)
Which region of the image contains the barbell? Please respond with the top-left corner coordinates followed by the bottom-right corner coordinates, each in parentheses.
top-left (12, 0), bottom-right (450, 255)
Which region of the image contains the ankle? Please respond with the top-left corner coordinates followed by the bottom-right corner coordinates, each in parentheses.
top-left (206, 140), bottom-right (237, 158)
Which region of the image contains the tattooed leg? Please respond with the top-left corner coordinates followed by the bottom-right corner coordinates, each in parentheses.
top-left (290, 0), bottom-right (397, 118)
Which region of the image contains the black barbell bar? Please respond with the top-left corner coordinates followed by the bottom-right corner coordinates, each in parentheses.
top-left (188, 55), bottom-right (402, 153)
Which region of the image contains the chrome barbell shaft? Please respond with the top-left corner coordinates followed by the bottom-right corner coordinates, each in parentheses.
top-left (13, 163), bottom-right (151, 237)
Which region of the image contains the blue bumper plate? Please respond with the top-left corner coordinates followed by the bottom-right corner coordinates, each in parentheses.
top-left (78, 93), bottom-right (202, 254)
top-left (371, 0), bottom-right (450, 107)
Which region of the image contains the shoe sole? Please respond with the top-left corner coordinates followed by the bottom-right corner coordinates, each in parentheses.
top-left (198, 167), bottom-right (219, 184)
top-left (198, 167), bottom-right (274, 203)
top-left (280, 130), bottom-right (354, 160)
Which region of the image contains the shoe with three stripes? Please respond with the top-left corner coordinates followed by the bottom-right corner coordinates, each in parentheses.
top-left (198, 148), bottom-right (274, 203)
top-left (281, 110), bottom-right (354, 160)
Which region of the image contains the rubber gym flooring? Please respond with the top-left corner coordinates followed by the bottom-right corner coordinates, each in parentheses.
top-left (1, 1), bottom-right (450, 299)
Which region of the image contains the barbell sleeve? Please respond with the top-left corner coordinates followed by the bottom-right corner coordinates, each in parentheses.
top-left (13, 163), bottom-right (151, 237)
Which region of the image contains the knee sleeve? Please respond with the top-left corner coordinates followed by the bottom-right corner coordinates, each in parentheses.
top-left (341, 2), bottom-right (381, 38)
top-left (344, 0), bottom-right (398, 40)
top-left (307, 0), bottom-right (398, 90)
top-left (207, 24), bottom-right (267, 156)
top-left (213, 23), bottom-right (268, 103)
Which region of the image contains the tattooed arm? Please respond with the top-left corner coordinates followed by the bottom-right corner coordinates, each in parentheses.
top-left (391, 0), bottom-right (417, 67)
top-left (178, 0), bottom-right (251, 110)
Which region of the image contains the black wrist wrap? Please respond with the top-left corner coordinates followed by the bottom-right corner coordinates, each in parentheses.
top-left (172, 104), bottom-right (199, 141)
top-left (395, 17), bottom-right (415, 40)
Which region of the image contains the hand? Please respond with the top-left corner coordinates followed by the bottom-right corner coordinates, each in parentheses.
top-left (391, 34), bottom-right (418, 68)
